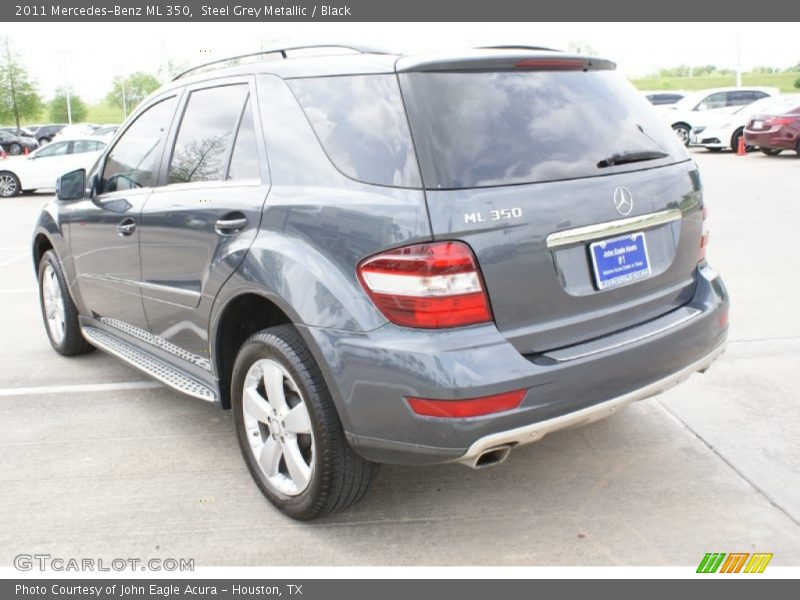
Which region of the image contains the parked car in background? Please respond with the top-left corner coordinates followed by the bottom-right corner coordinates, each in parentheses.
top-left (659, 87), bottom-right (778, 145)
top-left (91, 125), bottom-right (119, 142)
top-left (52, 123), bottom-right (101, 141)
top-left (0, 138), bottom-right (105, 197)
top-left (744, 96), bottom-right (800, 156)
top-left (642, 90), bottom-right (686, 106)
top-left (25, 124), bottom-right (67, 146)
top-left (690, 95), bottom-right (800, 152)
top-left (0, 130), bottom-right (39, 155)
top-left (0, 127), bottom-right (37, 140)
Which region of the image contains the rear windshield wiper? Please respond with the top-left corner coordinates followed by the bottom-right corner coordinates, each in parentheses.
top-left (597, 150), bottom-right (669, 169)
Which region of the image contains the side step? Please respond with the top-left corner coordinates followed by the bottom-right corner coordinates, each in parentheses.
top-left (81, 327), bottom-right (217, 402)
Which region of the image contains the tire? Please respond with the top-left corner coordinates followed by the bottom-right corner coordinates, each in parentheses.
top-left (38, 250), bottom-right (94, 356)
top-left (0, 171), bottom-right (20, 197)
top-left (231, 324), bottom-right (376, 520)
top-left (796, 140), bottom-right (800, 157)
top-left (38, 137), bottom-right (50, 146)
top-left (730, 129), bottom-right (753, 153)
top-left (672, 124), bottom-right (691, 146)
top-left (8, 142), bottom-right (22, 155)
top-left (760, 148), bottom-right (782, 156)
top-left (707, 147), bottom-right (723, 152)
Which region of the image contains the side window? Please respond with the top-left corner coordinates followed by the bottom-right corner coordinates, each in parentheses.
top-left (227, 96), bottom-right (260, 180)
top-left (71, 140), bottom-right (99, 154)
top-left (101, 96), bottom-right (177, 194)
top-left (726, 91), bottom-right (754, 106)
top-left (36, 142), bottom-right (69, 158)
top-left (168, 85), bottom-right (249, 184)
top-left (289, 74), bottom-right (421, 187)
top-left (752, 91), bottom-right (769, 101)
top-left (698, 92), bottom-right (726, 110)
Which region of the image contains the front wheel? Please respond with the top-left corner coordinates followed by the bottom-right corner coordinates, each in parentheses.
top-left (8, 142), bottom-right (22, 155)
top-left (672, 124), bottom-right (691, 146)
top-left (231, 325), bottom-right (376, 520)
top-left (38, 250), bottom-right (94, 356)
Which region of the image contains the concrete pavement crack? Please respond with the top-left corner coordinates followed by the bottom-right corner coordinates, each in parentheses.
top-left (654, 397), bottom-right (800, 529)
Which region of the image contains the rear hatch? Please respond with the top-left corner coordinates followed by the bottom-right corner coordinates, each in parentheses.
top-left (397, 52), bottom-right (703, 354)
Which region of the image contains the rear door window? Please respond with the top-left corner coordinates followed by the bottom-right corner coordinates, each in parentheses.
top-left (288, 74), bottom-right (421, 188)
top-left (399, 70), bottom-right (687, 190)
top-left (168, 84), bottom-right (249, 184)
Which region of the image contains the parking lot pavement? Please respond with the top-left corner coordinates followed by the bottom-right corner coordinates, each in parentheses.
top-left (1, 149), bottom-right (798, 566)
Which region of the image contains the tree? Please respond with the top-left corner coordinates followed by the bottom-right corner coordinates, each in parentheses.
top-left (795, 77), bottom-right (800, 90)
top-left (0, 37), bottom-right (42, 129)
top-left (106, 72), bottom-right (160, 118)
top-left (49, 88), bottom-right (87, 123)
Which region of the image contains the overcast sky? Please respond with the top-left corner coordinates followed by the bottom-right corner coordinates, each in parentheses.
top-left (5, 22), bottom-right (800, 103)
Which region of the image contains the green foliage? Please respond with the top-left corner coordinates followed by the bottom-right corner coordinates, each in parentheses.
top-left (631, 70), bottom-right (800, 93)
top-left (49, 88), bottom-right (87, 123)
top-left (106, 72), bottom-right (161, 116)
top-left (0, 37), bottom-right (42, 128)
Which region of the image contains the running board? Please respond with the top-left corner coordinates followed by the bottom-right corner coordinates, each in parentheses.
top-left (81, 326), bottom-right (217, 402)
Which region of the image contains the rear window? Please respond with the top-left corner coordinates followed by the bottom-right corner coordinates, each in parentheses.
top-left (399, 70), bottom-right (688, 189)
top-left (288, 75), bottom-right (421, 188)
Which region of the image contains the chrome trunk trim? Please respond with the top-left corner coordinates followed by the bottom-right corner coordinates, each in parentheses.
top-left (546, 208), bottom-right (683, 249)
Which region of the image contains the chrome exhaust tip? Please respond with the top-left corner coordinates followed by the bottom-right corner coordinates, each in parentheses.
top-left (472, 445), bottom-right (513, 469)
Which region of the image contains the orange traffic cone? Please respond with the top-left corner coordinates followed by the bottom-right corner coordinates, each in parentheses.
top-left (23, 146), bottom-right (28, 155)
top-left (737, 135), bottom-right (747, 156)
top-left (0, 148), bottom-right (6, 160)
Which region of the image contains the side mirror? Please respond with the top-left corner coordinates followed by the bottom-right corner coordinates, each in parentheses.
top-left (56, 168), bottom-right (86, 202)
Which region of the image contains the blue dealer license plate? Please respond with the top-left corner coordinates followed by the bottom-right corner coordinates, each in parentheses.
top-left (590, 232), bottom-right (652, 290)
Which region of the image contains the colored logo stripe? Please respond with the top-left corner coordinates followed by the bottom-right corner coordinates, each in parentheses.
top-left (697, 552), bottom-right (773, 573)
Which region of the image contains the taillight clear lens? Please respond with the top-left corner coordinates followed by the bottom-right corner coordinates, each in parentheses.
top-left (357, 241), bottom-right (493, 328)
top-left (699, 206), bottom-right (709, 262)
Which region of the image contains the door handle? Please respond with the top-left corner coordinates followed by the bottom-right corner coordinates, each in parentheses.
top-left (214, 216), bottom-right (248, 234)
top-left (117, 218), bottom-right (136, 236)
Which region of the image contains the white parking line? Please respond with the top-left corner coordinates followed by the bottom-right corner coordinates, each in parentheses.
top-left (0, 253), bottom-right (28, 268)
top-left (0, 381), bottom-right (163, 397)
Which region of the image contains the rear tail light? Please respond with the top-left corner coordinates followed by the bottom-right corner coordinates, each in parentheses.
top-left (699, 206), bottom-right (710, 262)
top-left (773, 116), bottom-right (797, 126)
top-left (407, 389), bottom-right (527, 418)
top-left (514, 58), bottom-right (586, 70)
top-left (357, 241), bottom-right (493, 328)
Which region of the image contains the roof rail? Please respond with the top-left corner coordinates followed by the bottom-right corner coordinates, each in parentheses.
top-left (172, 44), bottom-right (391, 81)
top-left (475, 45), bottom-right (562, 53)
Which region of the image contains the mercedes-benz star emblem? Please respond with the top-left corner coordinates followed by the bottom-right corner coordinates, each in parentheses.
top-left (613, 187), bottom-right (634, 216)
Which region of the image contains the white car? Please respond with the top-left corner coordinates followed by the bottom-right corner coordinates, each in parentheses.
top-left (0, 138), bottom-right (105, 197)
top-left (52, 123), bottom-right (100, 141)
top-left (690, 95), bottom-right (800, 152)
top-left (658, 87), bottom-right (778, 145)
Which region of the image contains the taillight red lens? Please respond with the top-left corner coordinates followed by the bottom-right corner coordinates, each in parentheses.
top-left (699, 206), bottom-right (709, 262)
top-left (407, 389), bottom-right (527, 418)
top-left (774, 116), bottom-right (797, 126)
top-left (357, 241), bottom-right (492, 328)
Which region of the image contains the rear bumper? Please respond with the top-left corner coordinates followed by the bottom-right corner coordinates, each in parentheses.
top-left (299, 264), bottom-right (729, 465)
top-left (744, 129), bottom-right (796, 150)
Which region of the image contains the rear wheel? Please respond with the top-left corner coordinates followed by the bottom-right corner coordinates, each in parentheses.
top-left (8, 142), bottom-right (22, 155)
top-left (0, 171), bottom-right (20, 197)
top-left (672, 123), bottom-right (691, 146)
top-left (760, 148), bottom-right (782, 156)
top-left (231, 325), bottom-right (376, 520)
top-left (38, 250), bottom-right (94, 356)
top-left (38, 137), bottom-right (50, 146)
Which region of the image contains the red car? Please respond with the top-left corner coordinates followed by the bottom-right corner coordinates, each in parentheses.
top-left (744, 95), bottom-right (800, 156)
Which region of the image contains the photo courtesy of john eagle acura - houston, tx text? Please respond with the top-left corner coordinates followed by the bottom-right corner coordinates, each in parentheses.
top-left (31, 44), bottom-right (729, 520)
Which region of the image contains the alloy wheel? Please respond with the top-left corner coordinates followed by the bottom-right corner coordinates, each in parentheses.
top-left (42, 263), bottom-right (66, 345)
top-left (242, 358), bottom-right (315, 496)
top-left (0, 174), bottom-right (18, 197)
